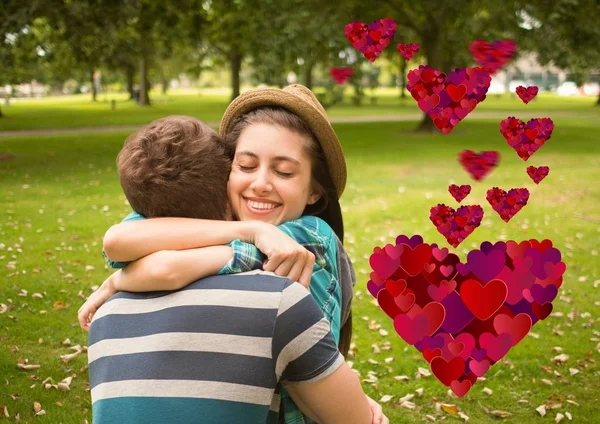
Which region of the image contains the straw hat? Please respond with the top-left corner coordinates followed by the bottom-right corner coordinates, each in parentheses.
top-left (220, 84), bottom-right (347, 198)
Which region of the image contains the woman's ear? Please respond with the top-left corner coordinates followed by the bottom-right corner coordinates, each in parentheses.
top-left (307, 190), bottom-right (321, 205)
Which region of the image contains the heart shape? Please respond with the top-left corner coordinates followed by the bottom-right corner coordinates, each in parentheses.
top-left (469, 39), bottom-right (517, 74)
top-left (407, 66), bottom-right (491, 134)
top-left (429, 204), bottom-right (484, 247)
top-left (458, 150), bottom-right (500, 181)
top-left (329, 67), bottom-right (353, 85)
top-left (486, 187), bottom-right (530, 222)
top-left (500, 117), bottom-right (555, 161)
top-left (397, 42), bottom-right (420, 61)
top-left (369, 236), bottom-right (565, 397)
top-left (527, 165), bottom-right (549, 184)
top-left (345, 18), bottom-right (396, 62)
top-left (448, 184), bottom-right (471, 202)
top-left (516, 85), bottom-right (539, 104)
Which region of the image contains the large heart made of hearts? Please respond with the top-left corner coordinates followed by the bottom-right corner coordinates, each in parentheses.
top-left (516, 85), bottom-right (539, 104)
top-left (469, 40), bottom-right (517, 74)
top-left (367, 235), bottom-right (565, 397)
top-left (486, 187), bottom-right (530, 222)
top-left (458, 150), bottom-right (500, 181)
top-left (345, 18), bottom-right (397, 62)
top-left (329, 67), bottom-right (353, 85)
top-left (407, 66), bottom-right (491, 134)
top-left (430, 204), bottom-right (483, 247)
top-left (500, 117), bottom-right (555, 161)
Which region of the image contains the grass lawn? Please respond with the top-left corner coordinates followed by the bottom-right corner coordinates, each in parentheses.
top-left (0, 88), bottom-right (598, 132)
top-left (1, 109), bottom-right (599, 422)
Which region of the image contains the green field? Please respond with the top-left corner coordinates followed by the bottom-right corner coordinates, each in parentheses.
top-left (1, 95), bottom-right (599, 423)
top-left (0, 88), bottom-right (597, 132)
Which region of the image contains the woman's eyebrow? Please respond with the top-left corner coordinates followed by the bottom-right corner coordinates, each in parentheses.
top-left (237, 151), bottom-right (300, 165)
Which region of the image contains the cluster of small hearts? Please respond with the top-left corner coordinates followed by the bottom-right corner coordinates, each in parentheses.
top-left (368, 235), bottom-right (566, 397)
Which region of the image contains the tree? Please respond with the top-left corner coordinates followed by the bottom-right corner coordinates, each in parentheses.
top-left (520, 0), bottom-right (600, 105)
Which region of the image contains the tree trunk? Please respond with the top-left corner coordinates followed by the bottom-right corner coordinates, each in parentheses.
top-left (91, 70), bottom-right (97, 102)
top-left (139, 54), bottom-right (151, 106)
top-left (399, 57), bottom-right (407, 99)
top-left (304, 61), bottom-right (315, 90)
top-left (161, 76), bottom-right (169, 95)
top-left (597, 91), bottom-right (600, 105)
top-left (230, 49), bottom-right (242, 101)
top-left (0, 105), bottom-right (3, 118)
top-left (416, 28), bottom-right (443, 133)
top-left (126, 66), bottom-right (135, 100)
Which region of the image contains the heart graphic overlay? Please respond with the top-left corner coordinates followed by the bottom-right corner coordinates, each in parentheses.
top-left (368, 235), bottom-right (565, 397)
top-left (469, 39), bottom-right (517, 74)
top-left (486, 187), bottom-right (530, 222)
top-left (345, 18), bottom-right (397, 62)
top-left (407, 66), bottom-right (491, 134)
top-left (430, 204), bottom-right (484, 247)
top-left (500, 117), bottom-right (555, 161)
top-left (448, 184), bottom-right (472, 202)
top-left (516, 85), bottom-right (539, 104)
top-left (397, 42), bottom-right (420, 61)
top-left (458, 150), bottom-right (500, 181)
top-left (527, 166), bottom-right (550, 184)
top-left (329, 67), bottom-right (353, 85)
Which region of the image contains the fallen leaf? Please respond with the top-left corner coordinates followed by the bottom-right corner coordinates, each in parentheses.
top-left (2, 406), bottom-right (8, 418)
top-left (458, 411), bottom-right (469, 422)
top-left (553, 354), bottom-right (569, 364)
top-left (555, 413), bottom-right (565, 423)
top-left (394, 375), bottom-right (409, 381)
top-left (569, 368), bottom-right (580, 376)
top-left (33, 402), bottom-right (42, 413)
top-left (541, 378), bottom-right (553, 386)
top-left (53, 301), bottom-right (68, 310)
top-left (536, 405), bottom-right (547, 417)
top-left (482, 387), bottom-right (493, 395)
top-left (380, 395), bottom-right (393, 403)
top-left (565, 412), bottom-right (572, 420)
top-left (417, 367), bottom-right (431, 377)
top-left (16, 364), bottom-right (40, 371)
top-left (415, 388), bottom-right (423, 397)
top-left (441, 403), bottom-right (459, 415)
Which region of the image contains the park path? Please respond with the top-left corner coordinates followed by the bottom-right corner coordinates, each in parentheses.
top-left (0, 111), bottom-right (571, 138)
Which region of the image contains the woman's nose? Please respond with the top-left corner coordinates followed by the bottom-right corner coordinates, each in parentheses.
top-left (250, 168), bottom-right (272, 193)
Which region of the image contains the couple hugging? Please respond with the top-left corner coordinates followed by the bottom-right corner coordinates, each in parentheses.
top-left (78, 84), bottom-right (390, 424)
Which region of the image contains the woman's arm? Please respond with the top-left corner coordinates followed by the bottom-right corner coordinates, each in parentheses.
top-left (103, 218), bottom-right (259, 262)
top-left (115, 246), bottom-right (233, 292)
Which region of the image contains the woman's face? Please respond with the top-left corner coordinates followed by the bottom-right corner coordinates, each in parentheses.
top-left (227, 123), bottom-right (320, 225)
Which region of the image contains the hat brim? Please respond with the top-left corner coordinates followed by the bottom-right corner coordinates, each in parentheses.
top-left (220, 88), bottom-right (347, 199)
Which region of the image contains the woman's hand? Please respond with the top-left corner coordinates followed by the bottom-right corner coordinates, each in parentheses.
top-left (250, 222), bottom-right (315, 289)
top-left (366, 395), bottom-right (389, 424)
top-left (77, 271), bottom-right (120, 331)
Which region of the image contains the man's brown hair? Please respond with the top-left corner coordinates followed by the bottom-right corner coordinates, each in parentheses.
top-left (117, 116), bottom-right (231, 220)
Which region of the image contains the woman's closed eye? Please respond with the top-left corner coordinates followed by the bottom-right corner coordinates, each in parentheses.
top-left (237, 164), bottom-right (293, 177)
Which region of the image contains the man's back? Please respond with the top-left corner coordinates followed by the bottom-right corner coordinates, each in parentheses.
top-left (88, 271), bottom-right (343, 424)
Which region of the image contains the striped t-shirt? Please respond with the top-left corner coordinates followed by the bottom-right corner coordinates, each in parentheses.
top-left (88, 271), bottom-right (345, 424)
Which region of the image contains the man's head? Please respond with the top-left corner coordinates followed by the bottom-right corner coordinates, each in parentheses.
top-left (117, 116), bottom-right (231, 220)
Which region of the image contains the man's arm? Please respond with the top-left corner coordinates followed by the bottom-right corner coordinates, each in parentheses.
top-left (273, 282), bottom-right (372, 424)
top-left (284, 365), bottom-right (371, 424)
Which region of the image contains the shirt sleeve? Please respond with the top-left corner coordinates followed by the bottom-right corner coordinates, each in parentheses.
top-left (276, 216), bottom-right (329, 270)
top-left (217, 239), bottom-right (265, 275)
top-left (273, 281), bottom-right (344, 384)
top-left (102, 211), bottom-right (146, 269)
top-left (335, 237), bottom-right (356, 328)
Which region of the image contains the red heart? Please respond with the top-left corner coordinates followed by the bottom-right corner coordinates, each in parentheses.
top-left (448, 184), bottom-right (471, 203)
top-left (345, 18), bottom-right (396, 62)
top-left (394, 289), bottom-right (416, 312)
top-left (469, 39), bottom-right (517, 74)
top-left (532, 302), bottom-right (553, 320)
top-left (429, 204), bottom-right (484, 248)
top-left (431, 356), bottom-right (465, 386)
top-left (493, 313), bottom-right (532, 346)
top-left (369, 235), bottom-right (565, 396)
top-left (397, 42), bottom-right (420, 61)
top-left (400, 244), bottom-right (432, 276)
top-left (407, 66), bottom-right (491, 134)
top-left (460, 279), bottom-right (508, 320)
top-left (385, 278), bottom-right (407, 297)
top-left (500, 117), bottom-right (554, 161)
top-left (486, 187), bottom-right (530, 222)
top-left (329, 67), bottom-right (353, 85)
top-left (516, 85), bottom-right (539, 104)
top-left (526, 166), bottom-right (550, 184)
top-left (458, 150), bottom-right (500, 181)
top-left (450, 379), bottom-right (472, 397)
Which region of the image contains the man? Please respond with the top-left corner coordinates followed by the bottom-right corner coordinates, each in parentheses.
top-left (87, 270), bottom-right (384, 424)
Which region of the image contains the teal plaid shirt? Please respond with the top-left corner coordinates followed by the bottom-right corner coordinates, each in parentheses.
top-left (103, 212), bottom-right (343, 424)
